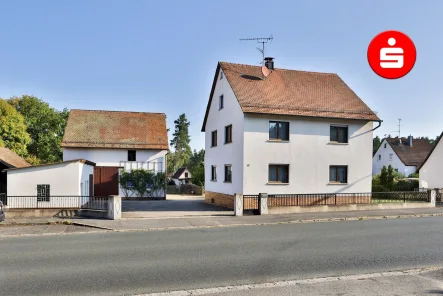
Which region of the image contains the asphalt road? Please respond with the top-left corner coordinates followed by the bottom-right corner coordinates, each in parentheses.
top-left (1, 217), bottom-right (443, 296)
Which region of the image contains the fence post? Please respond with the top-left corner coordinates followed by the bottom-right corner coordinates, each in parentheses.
top-left (429, 189), bottom-right (437, 206)
top-left (107, 195), bottom-right (122, 220)
top-left (404, 192), bottom-right (406, 203)
top-left (234, 193), bottom-right (243, 217)
top-left (259, 193), bottom-right (268, 215)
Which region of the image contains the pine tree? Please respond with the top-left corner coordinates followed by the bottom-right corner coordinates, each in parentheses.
top-left (169, 114), bottom-right (192, 173)
top-left (387, 165), bottom-right (395, 190)
top-left (380, 166), bottom-right (388, 189)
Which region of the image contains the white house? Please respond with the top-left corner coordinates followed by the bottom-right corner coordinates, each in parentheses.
top-left (5, 159), bottom-right (95, 208)
top-left (372, 136), bottom-right (432, 176)
top-left (201, 59), bottom-right (381, 209)
top-left (419, 132), bottom-right (443, 189)
top-left (62, 109), bottom-right (169, 197)
top-left (171, 167), bottom-right (192, 186)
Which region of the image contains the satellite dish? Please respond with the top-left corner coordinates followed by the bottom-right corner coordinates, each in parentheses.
top-left (261, 65), bottom-right (271, 78)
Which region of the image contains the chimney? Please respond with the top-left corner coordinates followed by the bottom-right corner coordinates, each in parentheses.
top-left (408, 135), bottom-right (413, 147)
top-left (264, 57), bottom-right (274, 70)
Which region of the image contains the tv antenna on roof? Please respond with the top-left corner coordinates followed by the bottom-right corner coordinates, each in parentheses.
top-left (240, 35), bottom-right (273, 63)
top-left (393, 118), bottom-right (401, 142)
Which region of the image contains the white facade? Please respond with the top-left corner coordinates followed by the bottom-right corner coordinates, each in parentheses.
top-left (64, 148), bottom-right (167, 197)
top-left (372, 140), bottom-right (416, 176)
top-left (204, 70), bottom-right (374, 195)
top-left (63, 148), bottom-right (166, 172)
top-left (419, 138), bottom-right (443, 189)
top-left (6, 161), bottom-right (94, 208)
top-left (204, 69), bottom-right (244, 195)
top-left (172, 169), bottom-right (192, 186)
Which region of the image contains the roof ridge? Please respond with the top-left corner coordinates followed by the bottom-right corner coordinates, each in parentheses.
top-left (219, 61), bottom-right (337, 75)
top-left (70, 109), bottom-right (166, 115)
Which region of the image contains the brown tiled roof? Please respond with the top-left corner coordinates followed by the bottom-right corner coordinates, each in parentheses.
top-left (62, 110), bottom-right (168, 150)
top-left (418, 131), bottom-right (443, 171)
top-left (386, 137), bottom-right (433, 167)
top-left (202, 62), bottom-right (380, 131)
top-left (0, 147), bottom-right (31, 168)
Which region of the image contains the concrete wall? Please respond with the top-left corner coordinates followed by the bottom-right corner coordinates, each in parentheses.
top-left (243, 115), bottom-right (373, 195)
top-left (205, 69), bottom-right (244, 195)
top-left (372, 139), bottom-right (415, 176)
top-left (63, 148), bottom-right (167, 172)
top-left (420, 139), bottom-right (443, 189)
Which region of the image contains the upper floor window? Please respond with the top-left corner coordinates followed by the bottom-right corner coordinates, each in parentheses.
top-left (269, 164), bottom-right (289, 184)
top-left (211, 165), bottom-right (217, 181)
top-left (211, 130), bottom-right (217, 147)
top-left (225, 125), bottom-right (232, 144)
top-left (37, 184), bottom-right (50, 202)
top-left (219, 95), bottom-right (224, 110)
top-left (330, 125), bottom-right (348, 143)
top-left (329, 166), bottom-right (348, 184)
top-left (128, 150), bottom-right (136, 161)
top-left (378, 155), bottom-right (381, 161)
top-left (185, 172), bottom-right (189, 178)
top-left (224, 165), bottom-right (232, 183)
top-left (389, 153), bottom-right (393, 160)
top-left (220, 71), bottom-right (223, 80)
top-left (269, 121), bottom-right (289, 141)
top-left (384, 143), bottom-right (387, 148)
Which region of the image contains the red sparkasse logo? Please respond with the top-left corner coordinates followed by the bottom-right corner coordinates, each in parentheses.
top-left (367, 30), bottom-right (416, 79)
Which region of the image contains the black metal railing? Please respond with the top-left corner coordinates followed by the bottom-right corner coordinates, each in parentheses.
top-left (371, 191), bottom-right (429, 203)
top-left (3, 196), bottom-right (109, 210)
top-left (243, 195), bottom-right (259, 211)
top-left (268, 193), bottom-right (371, 207)
top-left (264, 191), bottom-right (430, 207)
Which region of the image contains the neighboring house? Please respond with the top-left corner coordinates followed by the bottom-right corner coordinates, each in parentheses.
top-left (5, 159), bottom-right (95, 208)
top-left (419, 132), bottom-right (443, 189)
top-left (62, 109), bottom-right (169, 197)
top-left (171, 167), bottom-right (192, 186)
top-left (0, 147), bottom-right (31, 195)
top-left (372, 136), bottom-right (432, 176)
top-left (202, 59), bottom-right (380, 209)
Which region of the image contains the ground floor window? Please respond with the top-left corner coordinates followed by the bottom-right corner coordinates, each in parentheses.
top-left (224, 165), bottom-right (232, 183)
top-left (211, 165), bottom-right (217, 181)
top-left (37, 184), bottom-right (50, 202)
top-left (268, 165), bottom-right (289, 183)
top-left (329, 166), bottom-right (348, 184)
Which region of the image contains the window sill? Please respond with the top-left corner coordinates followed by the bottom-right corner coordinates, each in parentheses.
top-left (224, 142), bottom-right (232, 145)
top-left (266, 182), bottom-right (290, 185)
top-left (210, 180), bottom-right (217, 182)
top-left (210, 146), bottom-right (217, 148)
top-left (327, 182), bottom-right (348, 185)
top-left (223, 181), bottom-right (232, 183)
top-left (267, 140), bottom-right (290, 143)
top-left (328, 142), bottom-right (349, 145)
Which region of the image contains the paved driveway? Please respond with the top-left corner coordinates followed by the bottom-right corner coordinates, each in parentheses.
top-left (122, 195), bottom-right (233, 218)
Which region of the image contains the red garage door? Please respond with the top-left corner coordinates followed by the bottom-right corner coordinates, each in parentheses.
top-left (94, 166), bottom-right (119, 197)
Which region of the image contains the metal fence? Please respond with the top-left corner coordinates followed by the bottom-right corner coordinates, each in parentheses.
top-left (268, 193), bottom-right (372, 207)
top-left (2, 196), bottom-right (108, 210)
top-left (242, 191), bottom-right (431, 210)
top-left (371, 191), bottom-right (429, 203)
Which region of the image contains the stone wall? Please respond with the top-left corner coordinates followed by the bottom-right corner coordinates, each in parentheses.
top-left (205, 191), bottom-right (234, 209)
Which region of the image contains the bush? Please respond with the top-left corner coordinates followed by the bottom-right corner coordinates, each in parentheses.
top-left (408, 173), bottom-right (419, 178)
top-left (372, 185), bottom-right (388, 192)
top-left (396, 179), bottom-right (419, 191)
top-left (167, 179), bottom-right (176, 185)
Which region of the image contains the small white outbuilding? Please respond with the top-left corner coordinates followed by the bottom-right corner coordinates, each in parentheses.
top-left (5, 159), bottom-right (95, 208)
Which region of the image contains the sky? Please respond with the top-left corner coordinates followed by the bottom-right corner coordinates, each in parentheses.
top-left (1, 0), bottom-right (442, 150)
